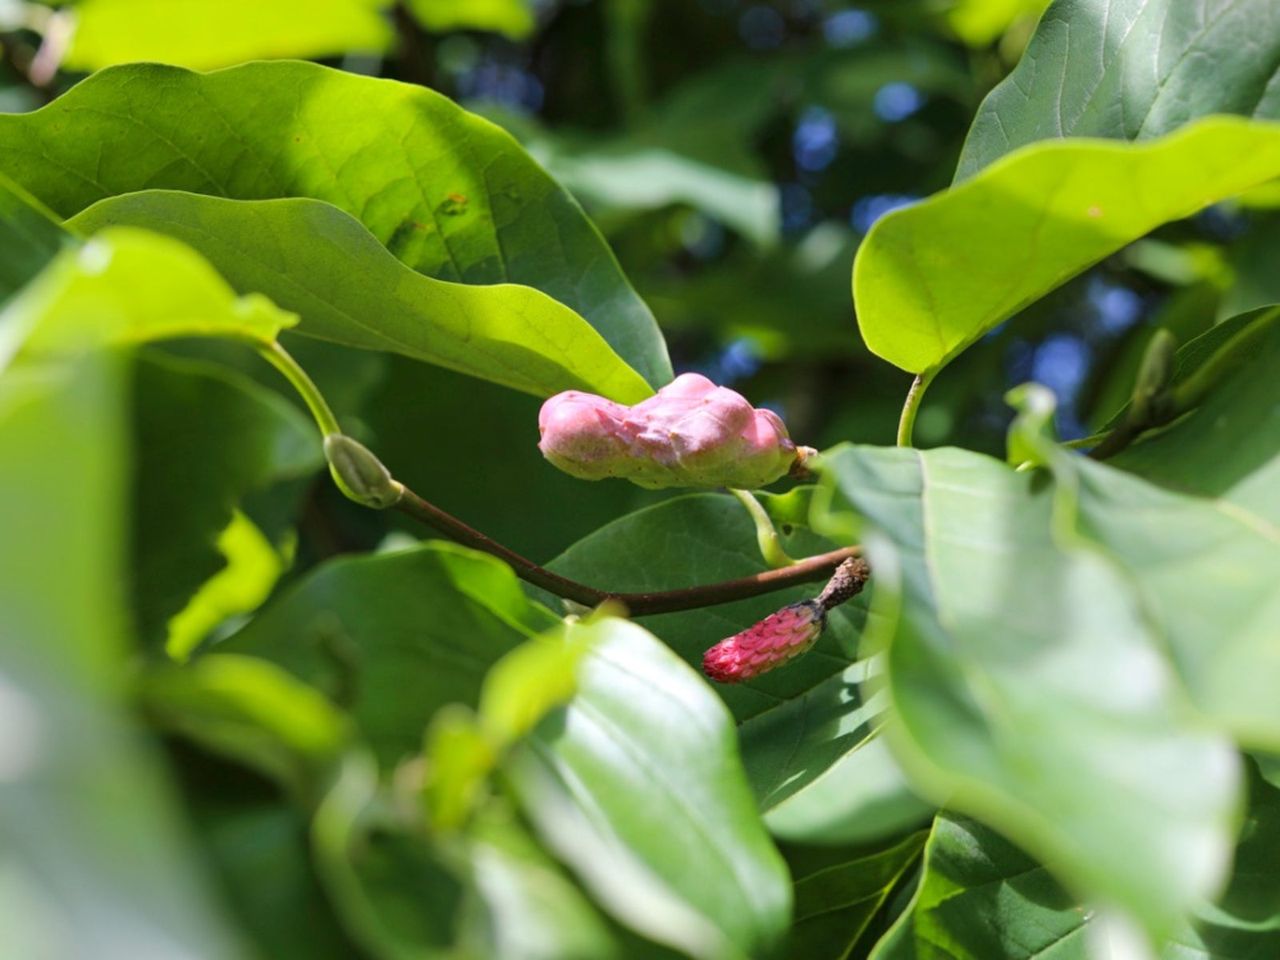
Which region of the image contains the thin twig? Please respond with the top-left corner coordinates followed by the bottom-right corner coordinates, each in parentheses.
top-left (393, 485), bottom-right (860, 616)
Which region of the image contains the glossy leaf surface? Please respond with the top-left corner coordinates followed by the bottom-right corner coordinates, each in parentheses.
top-left (957, 0), bottom-right (1280, 179)
top-left (74, 193), bottom-right (651, 400)
top-left (855, 118), bottom-right (1280, 373)
top-left (509, 616), bottom-right (792, 960)
top-left (0, 61), bottom-right (672, 388)
top-left (821, 444), bottom-right (1241, 937)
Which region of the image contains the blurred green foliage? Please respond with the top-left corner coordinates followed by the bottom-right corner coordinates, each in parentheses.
top-left (1, 2), bottom-right (1278, 959)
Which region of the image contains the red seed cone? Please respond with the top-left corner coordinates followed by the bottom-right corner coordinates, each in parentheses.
top-left (702, 600), bottom-right (826, 684)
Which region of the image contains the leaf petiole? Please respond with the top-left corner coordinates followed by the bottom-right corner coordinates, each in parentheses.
top-left (896, 368), bottom-right (937, 448)
top-left (730, 488), bottom-right (796, 569)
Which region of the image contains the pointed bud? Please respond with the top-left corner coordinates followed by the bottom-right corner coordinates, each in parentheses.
top-left (702, 600), bottom-right (825, 684)
top-left (324, 434), bottom-right (403, 509)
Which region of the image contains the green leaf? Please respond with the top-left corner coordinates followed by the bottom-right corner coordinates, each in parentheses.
top-left (783, 832), bottom-right (926, 960)
top-left (461, 805), bottom-right (624, 960)
top-left (136, 653), bottom-right (349, 797)
top-left (546, 494), bottom-right (931, 844)
top-left (312, 753), bottom-right (464, 959)
top-left (478, 625), bottom-right (593, 746)
top-left (854, 117), bottom-right (1280, 374)
top-left (957, 0), bottom-right (1280, 179)
top-left (1, 227), bottom-right (297, 366)
top-left (819, 444), bottom-right (1241, 938)
top-left (133, 352), bottom-right (321, 651)
top-left (0, 171), bottom-right (70, 303)
top-left (73, 192), bottom-right (652, 401)
top-left (1111, 309), bottom-right (1280, 525)
top-left (764, 731), bottom-right (934, 846)
top-left (63, 0), bottom-right (392, 71)
top-left (0, 354), bottom-right (240, 957)
top-left (165, 508), bottom-right (289, 662)
top-left (937, 0), bottom-right (1050, 47)
top-left (507, 616), bottom-right (792, 960)
top-left (873, 765), bottom-right (1280, 960)
top-left (868, 813), bottom-right (1089, 960)
top-left (1008, 385), bottom-right (1280, 749)
top-left (408, 0), bottom-right (534, 40)
top-left (0, 61), bottom-right (672, 389)
top-left (221, 541), bottom-right (559, 767)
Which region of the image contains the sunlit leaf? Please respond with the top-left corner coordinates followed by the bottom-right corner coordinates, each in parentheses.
top-left (855, 117), bottom-right (1280, 373)
top-left (462, 805), bottom-right (624, 960)
top-left (407, 0), bottom-right (534, 40)
top-left (63, 0), bottom-right (392, 71)
top-left (74, 193), bottom-right (651, 400)
top-left (1, 228), bottom-right (295, 368)
top-left (165, 509), bottom-right (289, 662)
top-left (0, 61), bottom-right (672, 388)
top-left (133, 352), bottom-right (320, 650)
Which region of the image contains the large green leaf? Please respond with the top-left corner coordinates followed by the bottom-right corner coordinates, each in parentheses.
top-left (507, 616), bottom-right (792, 960)
top-left (0, 61), bottom-right (672, 389)
top-left (221, 541), bottom-right (559, 767)
top-left (1, 227), bottom-right (296, 367)
top-left (62, 0), bottom-right (392, 71)
top-left (1008, 386), bottom-right (1280, 749)
top-left (545, 494), bottom-right (931, 845)
top-left (956, 0), bottom-right (1280, 179)
top-left (73, 192), bottom-right (651, 400)
top-left (461, 805), bottom-right (624, 960)
top-left (1111, 310), bottom-right (1280, 526)
top-left (0, 355), bottom-right (239, 957)
top-left (873, 765), bottom-right (1280, 960)
top-left (133, 352), bottom-right (321, 651)
top-left (854, 117), bottom-right (1280, 374)
top-left (819, 444), bottom-right (1241, 938)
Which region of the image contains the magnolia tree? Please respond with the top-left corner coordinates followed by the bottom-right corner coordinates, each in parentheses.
top-left (1, 1), bottom-right (1278, 959)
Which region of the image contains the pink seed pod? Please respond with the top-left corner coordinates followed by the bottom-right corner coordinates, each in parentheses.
top-left (702, 600), bottom-right (826, 684)
top-left (538, 373), bottom-right (800, 489)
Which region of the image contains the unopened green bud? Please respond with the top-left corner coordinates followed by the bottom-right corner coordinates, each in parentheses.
top-left (324, 434), bottom-right (403, 509)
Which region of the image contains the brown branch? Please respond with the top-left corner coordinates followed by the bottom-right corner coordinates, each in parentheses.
top-left (392, 485), bottom-right (860, 616)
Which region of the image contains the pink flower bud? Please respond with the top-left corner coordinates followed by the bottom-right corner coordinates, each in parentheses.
top-left (702, 600), bottom-right (825, 683)
top-left (537, 373), bottom-right (798, 489)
